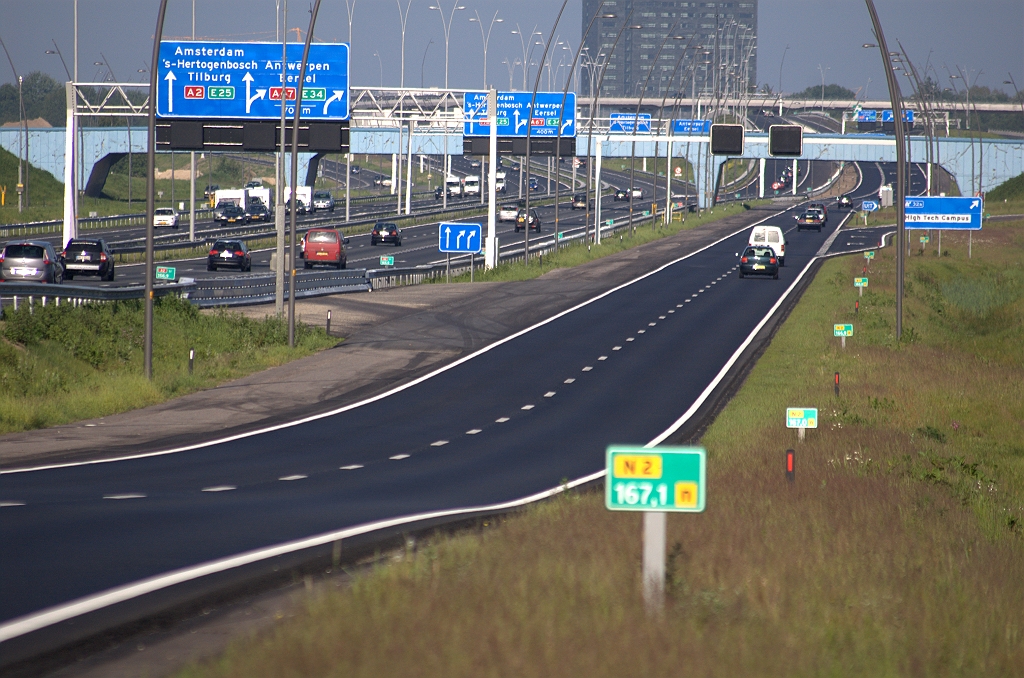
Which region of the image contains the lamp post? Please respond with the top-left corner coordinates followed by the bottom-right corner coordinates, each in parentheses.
top-left (817, 64), bottom-right (830, 111)
top-left (373, 51), bottom-right (383, 87)
top-left (469, 10), bottom-right (503, 89)
top-left (396, 0), bottom-right (414, 88)
top-left (1004, 76), bottom-right (1024, 119)
top-left (0, 36), bottom-right (27, 212)
top-left (511, 24), bottom-right (542, 90)
top-left (428, 2), bottom-right (466, 90)
top-left (421, 40), bottom-right (433, 88)
top-left (344, 0), bottom-right (356, 226)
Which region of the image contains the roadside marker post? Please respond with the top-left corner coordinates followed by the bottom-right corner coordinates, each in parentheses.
top-left (835, 372), bottom-right (840, 398)
top-left (326, 309), bottom-right (331, 335)
top-left (606, 446), bottom-right (706, 613)
top-left (188, 348), bottom-right (194, 375)
top-left (786, 448), bottom-right (796, 482)
top-left (834, 323), bottom-right (853, 349)
top-left (787, 407), bottom-right (818, 442)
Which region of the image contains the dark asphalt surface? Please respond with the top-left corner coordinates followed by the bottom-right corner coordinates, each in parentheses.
top-left (0, 195), bottom-right (895, 627)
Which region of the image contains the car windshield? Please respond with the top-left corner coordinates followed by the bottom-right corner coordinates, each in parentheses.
top-left (314, 192), bottom-right (331, 199)
top-left (308, 231), bottom-right (339, 243)
top-left (5, 245), bottom-right (45, 259)
top-left (155, 208), bottom-right (174, 215)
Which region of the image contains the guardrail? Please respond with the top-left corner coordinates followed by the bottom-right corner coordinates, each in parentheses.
top-left (182, 269), bottom-right (371, 308)
top-left (0, 280), bottom-right (197, 314)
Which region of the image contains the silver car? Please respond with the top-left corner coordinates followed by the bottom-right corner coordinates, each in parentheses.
top-left (1, 241), bottom-right (64, 284)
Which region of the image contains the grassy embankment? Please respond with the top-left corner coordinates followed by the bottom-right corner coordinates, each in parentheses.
top-left (177, 207), bottom-right (1024, 677)
top-left (0, 297), bottom-right (335, 433)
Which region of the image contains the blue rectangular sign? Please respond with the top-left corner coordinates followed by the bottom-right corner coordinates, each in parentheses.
top-left (156, 41), bottom-right (350, 120)
top-left (880, 109), bottom-right (915, 123)
top-left (861, 200), bottom-right (879, 212)
top-left (671, 119), bottom-right (712, 135)
top-left (439, 222), bottom-right (482, 253)
top-left (463, 91), bottom-right (575, 138)
top-left (904, 196), bottom-right (983, 230)
top-left (610, 113), bottom-right (651, 133)
top-left (856, 110), bottom-right (878, 123)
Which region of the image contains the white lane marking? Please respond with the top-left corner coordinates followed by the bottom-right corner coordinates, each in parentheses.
top-left (612, 346), bottom-right (622, 351)
top-left (676, 304), bottom-right (683, 307)
top-left (685, 299), bottom-right (691, 303)
top-left (85, 424), bottom-right (97, 427)
top-left (698, 290), bottom-right (705, 294)
top-left (430, 440), bottom-right (449, 447)
top-left (521, 405), bottom-right (535, 410)
top-left (339, 465), bottom-right (363, 470)
top-left (4, 207), bottom-right (793, 477)
top-left (582, 366), bottom-right (593, 372)
top-left (598, 356), bottom-right (607, 361)
top-left (626, 337), bottom-right (635, 342)
top-left (659, 316), bottom-right (666, 319)
top-left (543, 392), bottom-right (556, 398)
top-left (668, 310), bottom-right (675, 314)
top-left (389, 454), bottom-right (410, 460)
top-left (564, 378), bottom-right (576, 384)
top-left (201, 486), bottom-right (236, 493)
top-left (711, 281), bottom-right (717, 285)
top-left (496, 417), bottom-right (510, 423)
top-left (279, 475), bottom-right (307, 481)
top-left (637, 330), bottom-right (646, 334)
top-left (103, 494), bottom-right (146, 500)
top-left (649, 323), bottom-right (657, 326)
top-left (466, 429), bottom-right (482, 435)
top-left (691, 293), bottom-right (698, 297)
top-left (1, 501), bottom-right (26, 507)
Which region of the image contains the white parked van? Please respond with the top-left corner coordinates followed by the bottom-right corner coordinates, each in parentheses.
top-left (748, 225), bottom-right (786, 266)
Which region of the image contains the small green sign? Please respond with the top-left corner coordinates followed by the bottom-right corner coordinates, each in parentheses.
top-left (155, 266), bottom-right (176, 281)
top-left (379, 255), bottom-right (395, 267)
top-left (919, 235), bottom-right (930, 243)
top-left (208, 86), bottom-right (235, 100)
top-left (605, 446), bottom-right (706, 513)
top-left (864, 251), bottom-right (875, 259)
top-left (854, 277), bottom-right (868, 288)
top-left (301, 87), bottom-right (327, 101)
top-left (786, 407), bottom-right (819, 429)
top-left (834, 323), bottom-right (854, 337)
top-left (606, 219), bottom-right (614, 226)
top-left (557, 232), bottom-right (564, 240)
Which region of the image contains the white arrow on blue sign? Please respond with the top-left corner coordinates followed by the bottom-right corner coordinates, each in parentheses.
top-left (904, 196), bottom-right (983, 230)
top-left (609, 113), bottom-right (651, 133)
top-left (439, 222), bottom-right (482, 253)
top-left (861, 200), bottom-right (879, 212)
top-left (463, 91), bottom-right (575, 138)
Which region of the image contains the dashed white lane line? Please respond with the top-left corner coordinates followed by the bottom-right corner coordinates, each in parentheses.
top-left (691, 293), bottom-right (698, 297)
top-left (626, 338), bottom-right (635, 342)
top-left (430, 440), bottom-right (449, 447)
top-left (496, 417), bottom-right (510, 423)
top-left (637, 330), bottom-right (646, 334)
top-left (389, 454), bottom-right (410, 460)
top-left (104, 493), bottom-right (146, 500)
top-left (521, 404), bottom-right (535, 410)
top-left (564, 378), bottom-right (576, 383)
top-left (544, 392), bottom-right (556, 398)
top-left (612, 346), bottom-right (622, 350)
top-left (279, 475), bottom-right (307, 481)
top-left (1, 501), bottom-right (26, 507)
top-left (668, 310), bottom-right (675, 314)
top-left (659, 315), bottom-right (666, 319)
top-left (466, 429), bottom-right (482, 435)
top-left (676, 304), bottom-right (683, 307)
top-left (685, 299), bottom-right (692, 303)
top-left (85, 423), bottom-right (97, 427)
top-left (202, 485), bottom-right (236, 492)
top-left (340, 465), bottom-right (364, 470)
top-left (648, 322), bottom-right (657, 326)
top-left (582, 366), bottom-right (593, 372)
top-left (598, 356), bottom-right (607, 361)
top-left (711, 281), bottom-right (717, 285)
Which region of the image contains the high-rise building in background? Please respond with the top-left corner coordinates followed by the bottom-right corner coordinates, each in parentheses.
top-left (581, 0), bottom-right (757, 99)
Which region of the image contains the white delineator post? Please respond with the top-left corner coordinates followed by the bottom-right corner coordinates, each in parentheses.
top-left (485, 88), bottom-right (498, 269)
top-left (792, 158), bottom-right (798, 196)
top-left (758, 157), bottom-right (766, 198)
top-left (643, 511), bottom-right (666, 613)
top-left (62, 81), bottom-right (77, 246)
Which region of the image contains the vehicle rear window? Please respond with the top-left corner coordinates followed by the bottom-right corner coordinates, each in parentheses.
top-left (308, 231), bottom-right (338, 243)
top-left (752, 231), bottom-right (765, 242)
top-left (4, 245), bottom-right (45, 259)
top-left (767, 231), bottom-right (780, 243)
top-left (748, 247), bottom-right (774, 257)
top-left (212, 241), bottom-right (240, 250)
top-left (67, 241), bottom-right (103, 253)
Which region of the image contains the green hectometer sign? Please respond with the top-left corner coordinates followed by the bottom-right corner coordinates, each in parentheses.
top-left (834, 323), bottom-right (854, 337)
top-left (379, 255), bottom-right (395, 267)
top-left (854, 277), bottom-right (868, 287)
top-left (786, 407), bottom-right (818, 428)
top-left (605, 446), bottom-right (706, 513)
top-left (155, 266), bottom-right (176, 281)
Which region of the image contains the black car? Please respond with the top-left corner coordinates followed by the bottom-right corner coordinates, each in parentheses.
top-left (207, 240), bottom-right (251, 272)
top-left (796, 211), bottom-right (823, 232)
top-left (371, 222), bottom-right (402, 246)
top-left (571, 193), bottom-right (589, 210)
top-left (614, 188), bottom-right (629, 201)
top-left (434, 186), bottom-right (451, 200)
top-left (350, 164), bottom-right (361, 174)
top-left (285, 198), bottom-right (307, 215)
top-left (204, 184), bottom-right (220, 198)
top-left (738, 246), bottom-right (779, 279)
top-left (837, 194), bottom-right (854, 209)
top-left (61, 239), bottom-right (115, 281)
top-left (217, 204), bottom-right (249, 224)
top-left (246, 202), bottom-right (271, 222)
top-left (515, 208), bottom-right (541, 233)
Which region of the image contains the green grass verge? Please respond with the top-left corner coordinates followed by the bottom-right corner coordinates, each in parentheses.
top-left (0, 296), bottom-right (336, 433)
top-left (175, 219), bottom-right (1024, 677)
top-left (988, 172), bottom-right (1024, 203)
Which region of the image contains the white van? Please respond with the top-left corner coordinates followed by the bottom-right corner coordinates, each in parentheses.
top-left (445, 175), bottom-right (463, 197)
top-left (463, 175), bottom-right (481, 196)
top-left (748, 225), bottom-right (786, 266)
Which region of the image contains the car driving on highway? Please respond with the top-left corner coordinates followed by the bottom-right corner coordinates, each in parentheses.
top-left (529, 177), bottom-right (540, 191)
top-left (301, 228), bottom-right (347, 269)
top-left (807, 202), bottom-right (829, 223)
top-left (371, 222), bottom-right (402, 246)
top-left (738, 246), bottom-right (780, 279)
top-left (499, 203), bottom-right (519, 222)
top-left (61, 239), bottom-right (115, 281)
top-left (1, 241), bottom-right (64, 284)
top-left (571, 193), bottom-right (589, 209)
top-left (216, 204), bottom-right (249, 225)
top-left (246, 203), bottom-right (271, 222)
top-left (837, 194), bottom-right (854, 209)
top-left (796, 211), bottom-right (824, 232)
top-left (515, 208), bottom-right (541, 233)
top-left (312, 191), bottom-right (335, 212)
top-left (153, 207), bottom-right (179, 229)
top-left (285, 198), bottom-right (307, 215)
top-left (748, 225), bottom-right (786, 266)
top-left (207, 240), bottom-right (251, 272)
top-left (614, 188), bottom-right (629, 201)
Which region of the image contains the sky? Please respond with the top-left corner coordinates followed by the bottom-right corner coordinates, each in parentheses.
top-left (1, 0), bottom-right (1022, 98)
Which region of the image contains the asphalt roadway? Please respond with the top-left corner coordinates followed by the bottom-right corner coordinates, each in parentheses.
top-left (0, 198), bottom-right (894, 639)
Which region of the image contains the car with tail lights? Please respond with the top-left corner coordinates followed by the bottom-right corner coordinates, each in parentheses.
top-left (61, 239), bottom-right (115, 281)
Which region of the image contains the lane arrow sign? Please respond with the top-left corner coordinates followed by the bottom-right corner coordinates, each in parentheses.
top-left (322, 89), bottom-right (345, 115)
top-left (444, 226), bottom-right (452, 249)
top-left (514, 109), bottom-right (527, 133)
top-left (456, 230), bottom-right (465, 248)
top-left (243, 73), bottom-right (266, 114)
top-left (164, 71), bottom-right (176, 113)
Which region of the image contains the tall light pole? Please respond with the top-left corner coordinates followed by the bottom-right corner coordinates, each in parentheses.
top-left (189, 0), bottom-right (196, 242)
top-left (373, 51), bottom-right (383, 87)
top-left (511, 24), bottom-right (542, 90)
top-left (428, 1), bottom-right (466, 90)
top-left (817, 64), bottom-right (830, 111)
top-left (0, 36), bottom-right (27, 212)
top-left (396, 0), bottom-right (414, 88)
top-left (469, 10), bottom-right (503, 89)
top-left (344, 0), bottom-right (356, 225)
top-left (276, 0), bottom-right (288, 317)
top-left (1004, 75), bottom-right (1024, 119)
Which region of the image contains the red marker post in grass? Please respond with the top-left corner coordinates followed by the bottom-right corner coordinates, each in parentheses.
top-left (834, 372), bottom-right (840, 398)
top-left (786, 448), bottom-right (795, 482)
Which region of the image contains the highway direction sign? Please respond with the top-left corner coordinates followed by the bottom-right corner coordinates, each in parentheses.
top-left (438, 222), bottom-right (482, 253)
top-left (609, 113), bottom-right (651, 133)
top-left (605, 446), bottom-right (706, 513)
top-left (834, 324), bottom-right (854, 337)
top-left (155, 266), bottom-right (176, 281)
top-left (856, 110), bottom-right (878, 123)
top-left (854, 277), bottom-right (868, 287)
top-left (786, 408), bottom-right (818, 429)
top-left (903, 196), bottom-right (983, 230)
top-left (156, 41), bottom-right (350, 120)
top-left (861, 200), bottom-right (879, 212)
top-left (463, 91), bottom-right (576, 138)
top-left (671, 119), bottom-right (712, 135)
top-left (881, 109), bottom-right (915, 123)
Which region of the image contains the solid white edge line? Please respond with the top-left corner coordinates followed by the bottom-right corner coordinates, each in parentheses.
top-left (4, 206), bottom-right (795, 476)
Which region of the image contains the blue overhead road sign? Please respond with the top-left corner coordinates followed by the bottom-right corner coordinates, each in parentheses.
top-left (156, 41), bottom-right (350, 120)
top-left (671, 119), bottom-right (712, 134)
top-left (463, 91), bottom-right (576, 138)
top-left (856, 110), bottom-right (878, 123)
top-left (439, 222), bottom-right (482, 253)
top-left (904, 196), bottom-right (983, 230)
top-left (609, 113), bottom-right (651, 133)
top-left (880, 109), bottom-right (915, 123)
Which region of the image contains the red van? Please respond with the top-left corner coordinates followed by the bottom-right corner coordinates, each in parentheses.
top-left (301, 228), bottom-right (348, 269)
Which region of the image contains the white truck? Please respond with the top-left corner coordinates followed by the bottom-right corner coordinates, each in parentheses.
top-left (284, 186), bottom-right (314, 213)
top-left (462, 175), bottom-right (481, 196)
top-left (213, 188), bottom-right (249, 209)
top-left (445, 175), bottom-right (463, 197)
top-left (494, 170), bottom-right (507, 194)
top-left (248, 187), bottom-right (272, 208)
